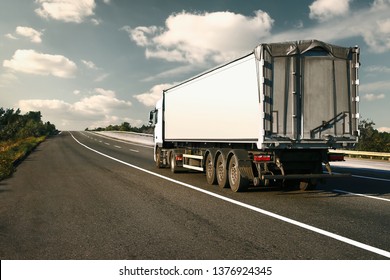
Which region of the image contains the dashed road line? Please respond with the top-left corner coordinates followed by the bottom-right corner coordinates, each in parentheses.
top-left (86, 131), bottom-right (153, 149)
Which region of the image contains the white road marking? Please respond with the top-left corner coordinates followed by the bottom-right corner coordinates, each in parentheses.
top-left (104, 142), bottom-right (110, 145)
top-left (331, 159), bottom-right (390, 172)
top-left (70, 132), bottom-right (390, 259)
top-left (87, 131), bottom-right (153, 149)
top-left (351, 174), bottom-right (390, 182)
top-left (333, 189), bottom-right (390, 202)
top-left (114, 145), bottom-right (122, 149)
top-left (326, 171), bottom-right (390, 182)
top-left (130, 149), bottom-right (139, 153)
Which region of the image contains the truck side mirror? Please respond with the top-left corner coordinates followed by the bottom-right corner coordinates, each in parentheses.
top-left (148, 110), bottom-right (155, 126)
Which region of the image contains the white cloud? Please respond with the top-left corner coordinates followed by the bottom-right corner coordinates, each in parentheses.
top-left (365, 65), bottom-right (390, 73)
top-left (3, 49), bottom-right (77, 78)
top-left (309, 0), bottom-right (351, 22)
top-left (19, 99), bottom-right (72, 112)
top-left (270, 0), bottom-right (390, 53)
top-left (124, 10), bottom-right (274, 64)
top-left (0, 72), bottom-right (18, 87)
top-left (360, 80), bottom-right (390, 92)
top-left (362, 93), bottom-right (385, 101)
top-left (5, 33), bottom-right (18, 40)
top-left (5, 26), bottom-right (43, 43)
top-left (91, 18), bottom-right (101, 25)
top-left (73, 88), bottom-right (132, 115)
top-left (17, 88), bottom-right (137, 130)
top-left (377, 127), bottom-right (390, 133)
top-left (372, 0), bottom-right (390, 10)
top-left (16, 26), bottom-right (43, 43)
top-left (125, 3), bottom-right (390, 65)
top-left (360, 80), bottom-right (389, 102)
top-left (18, 88), bottom-right (131, 115)
top-left (35, 0), bottom-right (96, 23)
top-left (81, 59), bottom-right (99, 70)
top-left (294, 20), bottom-right (304, 29)
top-left (141, 64), bottom-right (200, 82)
top-left (93, 87), bottom-right (115, 97)
top-left (134, 83), bottom-right (177, 107)
top-left (360, 21), bottom-right (390, 53)
top-left (122, 25), bottom-right (161, 47)
top-left (94, 73), bottom-right (110, 82)
top-left (377, 18), bottom-right (390, 34)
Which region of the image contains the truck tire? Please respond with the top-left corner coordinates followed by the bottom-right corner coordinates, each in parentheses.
top-left (228, 154), bottom-right (249, 192)
top-left (216, 153), bottom-right (229, 189)
top-left (299, 180), bottom-right (317, 191)
top-left (205, 153), bottom-right (217, 185)
top-left (299, 161), bottom-right (321, 191)
top-left (155, 147), bottom-right (163, 168)
top-left (170, 152), bottom-right (178, 173)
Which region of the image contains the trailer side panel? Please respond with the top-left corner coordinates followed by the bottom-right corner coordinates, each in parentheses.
top-left (164, 54), bottom-right (261, 143)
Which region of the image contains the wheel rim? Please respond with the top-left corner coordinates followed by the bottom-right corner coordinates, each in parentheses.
top-left (217, 158), bottom-right (224, 182)
top-left (230, 157), bottom-right (238, 186)
top-left (171, 154), bottom-right (175, 171)
top-left (156, 148), bottom-right (161, 167)
top-left (206, 157), bottom-right (213, 179)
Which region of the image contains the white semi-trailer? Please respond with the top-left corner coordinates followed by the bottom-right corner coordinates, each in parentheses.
top-left (149, 40), bottom-right (360, 192)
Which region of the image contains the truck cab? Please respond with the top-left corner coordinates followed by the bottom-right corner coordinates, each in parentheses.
top-left (149, 99), bottom-right (163, 163)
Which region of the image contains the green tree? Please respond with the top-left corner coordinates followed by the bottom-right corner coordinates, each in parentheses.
top-left (0, 108), bottom-right (22, 140)
top-left (356, 119), bottom-right (390, 152)
top-left (119, 122), bottom-right (131, 131)
top-left (0, 107), bottom-right (57, 141)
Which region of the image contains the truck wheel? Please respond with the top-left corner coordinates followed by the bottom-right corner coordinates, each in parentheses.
top-left (216, 153), bottom-right (229, 188)
top-left (205, 153), bottom-right (217, 185)
top-left (170, 152), bottom-right (178, 173)
top-left (155, 147), bottom-right (163, 168)
top-left (299, 180), bottom-right (317, 191)
top-left (300, 162), bottom-right (321, 191)
top-left (228, 154), bottom-right (249, 192)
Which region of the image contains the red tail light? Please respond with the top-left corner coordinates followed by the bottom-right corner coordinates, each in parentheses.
top-left (254, 155), bottom-right (272, 162)
top-left (175, 155), bottom-right (183, 161)
top-left (329, 154), bottom-right (344, 161)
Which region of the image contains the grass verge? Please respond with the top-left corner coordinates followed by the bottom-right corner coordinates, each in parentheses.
top-left (0, 136), bottom-right (46, 181)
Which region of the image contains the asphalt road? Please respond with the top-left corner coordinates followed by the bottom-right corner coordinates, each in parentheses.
top-left (0, 131), bottom-right (389, 259)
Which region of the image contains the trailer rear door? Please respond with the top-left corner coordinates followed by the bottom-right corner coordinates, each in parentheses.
top-left (257, 40), bottom-right (359, 147)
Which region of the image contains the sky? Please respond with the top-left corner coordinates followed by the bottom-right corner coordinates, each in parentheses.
top-left (0, 0), bottom-right (390, 131)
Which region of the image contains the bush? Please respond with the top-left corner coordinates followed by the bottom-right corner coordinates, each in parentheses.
top-left (0, 136), bottom-right (46, 180)
top-left (0, 155), bottom-right (15, 180)
top-left (1, 108), bottom-right (57, 141)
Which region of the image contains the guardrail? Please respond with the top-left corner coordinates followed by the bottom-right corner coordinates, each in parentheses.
top-left (332, 149), bottom-right (390, 161)
top-left (93, 131), bottom-right (153, 146)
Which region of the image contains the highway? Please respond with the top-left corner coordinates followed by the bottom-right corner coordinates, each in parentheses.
top-left (0, 131), bottom-right (389, 259)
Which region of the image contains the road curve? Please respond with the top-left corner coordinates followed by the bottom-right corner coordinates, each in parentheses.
top-left (0, 131), bottom-right (389, 259)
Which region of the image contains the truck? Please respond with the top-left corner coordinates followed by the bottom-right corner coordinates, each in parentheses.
top-left (149, 40), bottom-right (360, 192)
